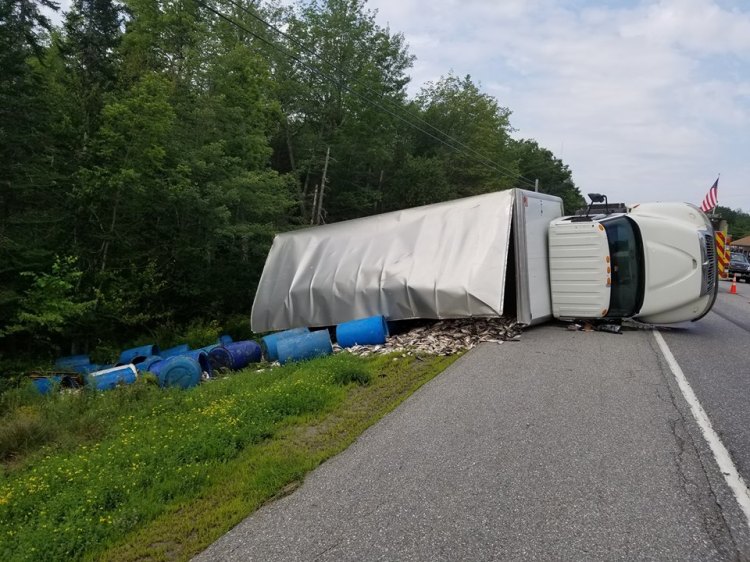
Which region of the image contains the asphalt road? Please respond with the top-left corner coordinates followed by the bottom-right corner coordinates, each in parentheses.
top-left (661, 279), bottom-right (750, 499)
top-left (196, 286), bottom-right (750, 561)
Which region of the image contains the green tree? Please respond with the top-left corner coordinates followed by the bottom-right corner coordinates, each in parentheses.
top-left (0, 0), bottom-right (65, 339)
top-left (380, 154), bottom-right (450, 210)
top-left (64, 0), bottom-right (295, 337)
top-left (59, 0), bottom-right (124, 149)
top-left (1, 257), bottom-right (93, 346)
top-left (512, 139), bottom-right (584, 213)
top-left (715, 206), bottom-right (750, 240)
top-left (410, 74), bottom-right (517, 199)
top-left (276, 0), bottom-right (413, 222)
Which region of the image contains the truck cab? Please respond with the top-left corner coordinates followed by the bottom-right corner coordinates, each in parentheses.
top-left (548, 202), bottom-right (718, 324)
top-left (251, 188), bottom-right (718, 332)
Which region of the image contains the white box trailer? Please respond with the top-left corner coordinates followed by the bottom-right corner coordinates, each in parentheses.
top-left (251, 189), bottom-right (717, 331)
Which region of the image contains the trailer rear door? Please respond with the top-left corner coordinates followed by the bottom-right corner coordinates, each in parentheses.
top-left (513, 190), bottom-right (564, 325)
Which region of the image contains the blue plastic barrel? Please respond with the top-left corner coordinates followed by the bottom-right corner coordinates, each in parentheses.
top-left (161, 344), bottom-right (189, 358)
top-left (207, 346), bottom-right (230, 371)
top-left (209, 340), bottom-right (261, 371)
top-left (86, 365), bottom-right (138, 391)
top-left (198, 344), bottom-right (219, 354)
top-left (136, 356), bottom-right (163, 373)
top-left (226, 340), bottom-right (262, 369)
top-left (184, 350), bottom-right (212, 378)
top-left (72, 363), bottom-right (110, 374)
top-left (262, 327), bottom-right (310, 362)
top-left (336, 315), bottom-right (389, 348)
top-left (149, 356), bottom-right (201, 389)
top-left (55, 355), bottom-right (91, 369)
top-left (276, 330), bottom-right (333, 365)
top-left (32, 376), bottom-right (62, 394)
top-left (218, 334), bottom-right (233, 346)
top-left (118, 344), bottom-right (160, 365)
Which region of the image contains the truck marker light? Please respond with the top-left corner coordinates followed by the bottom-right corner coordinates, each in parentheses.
top-left (598, 224), bottom-right (605, 231)
top-left (607, 267), bottom-right (611, 274)
top-left (606, 256), bottom-right (610, 263)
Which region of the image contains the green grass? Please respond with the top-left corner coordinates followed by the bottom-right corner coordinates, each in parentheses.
top-left (0, 352), bottom-right (456, 561)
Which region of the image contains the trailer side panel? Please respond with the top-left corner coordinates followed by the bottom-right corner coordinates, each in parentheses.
top-left (251, 191), bottom-right (516, 331)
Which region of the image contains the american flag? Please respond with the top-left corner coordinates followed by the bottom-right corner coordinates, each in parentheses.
top-left (699, 178), bottom-right (719, 213)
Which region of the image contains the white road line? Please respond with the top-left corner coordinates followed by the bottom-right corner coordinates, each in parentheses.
top-left (653, 330), bottom-right (750, 530)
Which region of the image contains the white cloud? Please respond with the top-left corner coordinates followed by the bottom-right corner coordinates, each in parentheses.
top-left (368, 0), bottom-right (750, 211)
top-left (619, 0), bottom-right (750, 56)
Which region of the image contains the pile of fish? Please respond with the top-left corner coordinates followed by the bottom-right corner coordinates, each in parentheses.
top-left (337, 317), bottom-right (523, 357)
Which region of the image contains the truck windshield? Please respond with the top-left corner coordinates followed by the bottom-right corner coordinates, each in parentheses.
top-left (602, 216), bottom-right (644, 317)
top-left (732, 253), bottom-right (749, 264)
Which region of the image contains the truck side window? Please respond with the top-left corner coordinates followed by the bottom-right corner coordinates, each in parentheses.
top-left (602, 217), bottom-right (645, 317)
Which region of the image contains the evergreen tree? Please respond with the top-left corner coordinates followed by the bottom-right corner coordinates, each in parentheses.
top-left (0, 0), bottom-right (63, 336)
top-left (60, 0), bottom-right (124, 149)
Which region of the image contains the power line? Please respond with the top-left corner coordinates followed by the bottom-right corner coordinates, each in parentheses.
top-left (197, 0), bottom-right (536, 188)
top-left (218, 0), bottom-right (537, 187)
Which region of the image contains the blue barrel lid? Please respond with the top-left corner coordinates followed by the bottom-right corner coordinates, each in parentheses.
top-left (157, 356), bottom-right (201, 389)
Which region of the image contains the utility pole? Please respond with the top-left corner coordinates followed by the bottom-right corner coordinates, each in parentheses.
top-left (534, 178), bottom-right (539, 193)
top-left (316, 146), bottom-right (331, 225)
top-left (310, 184), bottom-right (319, 225)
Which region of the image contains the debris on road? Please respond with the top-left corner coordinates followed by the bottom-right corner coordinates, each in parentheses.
top-left (339, 318), bottom-right (523, 357)
top-left (565, 320), bottom-right (624, 334)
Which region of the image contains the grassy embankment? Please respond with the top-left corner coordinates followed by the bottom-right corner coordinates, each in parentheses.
top-left (0, 352), bottom-right (456, 561)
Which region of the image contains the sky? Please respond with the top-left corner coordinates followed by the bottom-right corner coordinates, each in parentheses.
top-left (363, 0), bottom-right (750, 210)
top-left (48, 0), bottom-right (749, 210)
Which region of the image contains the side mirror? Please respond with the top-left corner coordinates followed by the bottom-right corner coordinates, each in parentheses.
top-left (586, 193), bottom-right (609, 216)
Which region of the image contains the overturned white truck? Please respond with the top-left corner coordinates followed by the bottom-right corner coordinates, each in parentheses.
top-left (251, 189), bottom-right (718, 331)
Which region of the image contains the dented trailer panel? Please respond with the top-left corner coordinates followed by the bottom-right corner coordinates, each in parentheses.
top-left (251, 190), bottom-right (531, 332)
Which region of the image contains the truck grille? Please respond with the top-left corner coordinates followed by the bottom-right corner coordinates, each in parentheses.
top-left (702, 233), bottom-right (716, 296)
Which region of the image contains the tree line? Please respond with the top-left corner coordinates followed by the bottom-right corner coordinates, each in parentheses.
top-left (1, 0), bottom-right (584, 364)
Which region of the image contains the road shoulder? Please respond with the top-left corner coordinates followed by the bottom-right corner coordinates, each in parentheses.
top-left (195, 324), bottom-right (746, 561)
